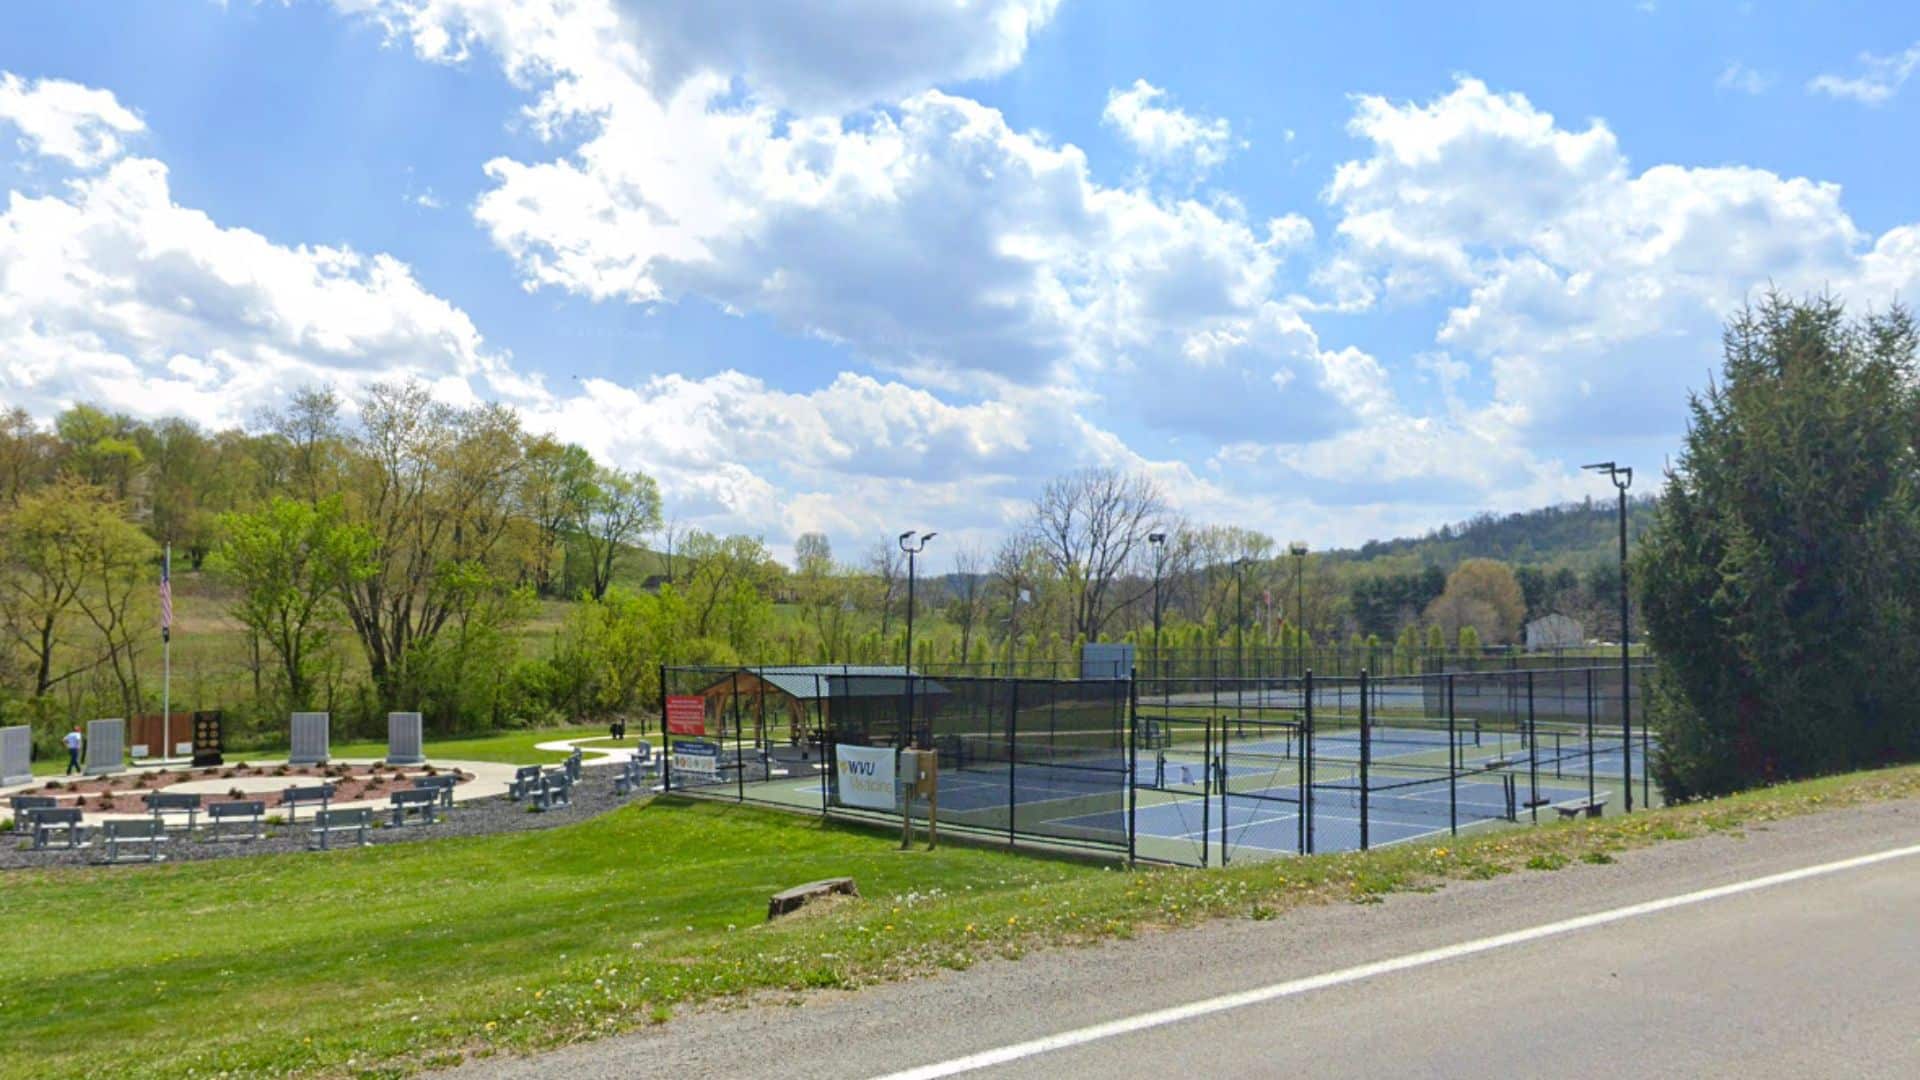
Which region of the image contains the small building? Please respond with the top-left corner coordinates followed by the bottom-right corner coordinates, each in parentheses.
top-left (1524, 613), bottom-right (1585, 650)
top-left (694, 666), bottom-right (948, 747)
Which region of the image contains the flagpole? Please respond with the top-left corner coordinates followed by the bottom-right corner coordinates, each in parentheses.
top-left (162, 544), bottom-right (171, 764)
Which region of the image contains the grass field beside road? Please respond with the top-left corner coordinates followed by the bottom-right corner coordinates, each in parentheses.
top-left (4, 764), bottom-right (1919, 1079)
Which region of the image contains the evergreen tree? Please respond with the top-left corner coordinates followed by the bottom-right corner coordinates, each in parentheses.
top-left (1639, 294), bottom-right (1920, 797)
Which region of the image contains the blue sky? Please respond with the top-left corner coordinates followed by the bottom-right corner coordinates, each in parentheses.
top-left (2, 1), bottom-right (1917, 563)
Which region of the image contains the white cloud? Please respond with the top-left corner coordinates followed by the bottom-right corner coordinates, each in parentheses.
top-left (0, 69), bottom-right (1151, 552)
top-left (1808, 41), bottom-right (1920, 105)
top-left (0, 72), bottom-right (145, 168)
top-left (0, 155), bottom-right (527, 428)
top-left (334, 0), bottom-right (1061, 116)
top-left (1322, 77), bottom-right (1919, 444)
top-left (1101, 79), bottom-right (1237, 176)
top-left (1715, 61), bottom-right (1771, 95)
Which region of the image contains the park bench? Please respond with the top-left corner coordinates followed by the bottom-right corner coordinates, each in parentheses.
top-left (144, 791), bottom-right (202, 834)
top-left (279, 784), bottom-right (335, 822)
top-left (307, 807), bottom-right (371, 850)
top-left (1554, 798), bottom-right (1608, 821)
top-left (411, 774), bottom-right (457, 809)
top-left (30, 807), bottom-right (88, 851)
top-left (613, 756), bottom-right (648, 796)
top-left (388, 787), bottom-right (441, 827)
top-left (207, 800), bottom-right (265, 842)
top-left (507, 765), bottom-right (544, 801)
top-left (564, 749), bottom-right (583, 782)
top-left (9, 794), bottom-right (56, 831)
top-left (533, 771), bottom-right (573, 811)
top-left (97, 818), bottom-right (169, 864)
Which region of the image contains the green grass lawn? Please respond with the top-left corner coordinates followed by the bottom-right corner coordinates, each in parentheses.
top-left (5, 764), bottom-right (1919, 1079)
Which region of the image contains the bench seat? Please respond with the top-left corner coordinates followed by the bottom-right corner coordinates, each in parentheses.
top-left (307, 807), bottom-right (371, 850)
top-left (388, 788), bottom-right (441, 827)
top-left (208, 800), bottom-right (266, 842)
top-left (98, 818), bottom-right (169, 864)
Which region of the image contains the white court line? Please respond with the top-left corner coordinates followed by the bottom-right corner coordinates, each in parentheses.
top-left (871, 840), bottom-right (1920, 1080)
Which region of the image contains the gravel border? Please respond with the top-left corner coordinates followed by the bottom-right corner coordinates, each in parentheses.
top-left (2, 768), bottom-right (653, 871)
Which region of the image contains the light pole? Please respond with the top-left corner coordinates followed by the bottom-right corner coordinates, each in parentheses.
top-left (1289, 541), bottom-right (1308, 679)
top-left (898, 530), bottom-right (935, 746)
top-left (1148, 532), bottom-right (1167, 684)
top-left (1583, 462), bottom-right (1634, 812)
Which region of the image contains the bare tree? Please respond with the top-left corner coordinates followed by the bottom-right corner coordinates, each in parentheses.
top-left (944, 545), bottom-right (988, 662)
top-left (866, 541), bottom-right (903, 640)
top-left (1026, 467), bottom-right (1168, 641)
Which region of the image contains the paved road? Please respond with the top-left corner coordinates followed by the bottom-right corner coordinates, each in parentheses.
top-left (446, 799), bottom-right (1920, 1080)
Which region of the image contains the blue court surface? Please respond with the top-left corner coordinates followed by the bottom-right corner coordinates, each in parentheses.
top-left (1052, 773), bottom-right (1602, 856)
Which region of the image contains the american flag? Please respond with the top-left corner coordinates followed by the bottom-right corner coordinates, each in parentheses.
top-left (159, 546), bottom-right (172, 642)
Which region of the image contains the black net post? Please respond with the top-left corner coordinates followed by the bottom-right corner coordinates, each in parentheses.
top-left (1359, 668), bottom-right (1371, 852)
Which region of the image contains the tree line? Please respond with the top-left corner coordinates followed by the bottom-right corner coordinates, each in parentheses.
top-left (3, 384), bottom-right (1628, 751)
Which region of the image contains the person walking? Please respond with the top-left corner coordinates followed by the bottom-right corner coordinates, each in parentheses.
top-left (63, 726), bottom-right (84, 775)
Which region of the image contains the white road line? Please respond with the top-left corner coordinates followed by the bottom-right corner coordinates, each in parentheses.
top-left (870, 840), bottom-right (1920, 1080)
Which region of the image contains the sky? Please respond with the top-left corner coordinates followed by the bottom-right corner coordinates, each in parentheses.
top-left (2, 1), bottom-right (1918, 567)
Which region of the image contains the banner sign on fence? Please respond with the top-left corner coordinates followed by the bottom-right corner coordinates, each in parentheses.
top-left (671, 739), bottom-right (720, 778)
top-left (665, 696), bottom-right (707, 736)
top-left (835, 744), bottom-right (897, 811)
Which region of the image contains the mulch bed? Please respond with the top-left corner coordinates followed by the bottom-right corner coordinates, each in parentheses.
top-left (11, 761), bottom-right (471, 816)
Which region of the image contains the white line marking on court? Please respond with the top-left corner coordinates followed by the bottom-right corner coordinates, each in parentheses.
top-left (870, 840), bottom-right (1920, 1080)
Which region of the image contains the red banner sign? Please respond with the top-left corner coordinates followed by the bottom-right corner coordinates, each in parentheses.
top-left (665, 696), bottom-right (707, 736)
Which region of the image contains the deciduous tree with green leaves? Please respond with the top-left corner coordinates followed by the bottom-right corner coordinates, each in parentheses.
top-left (213, 496), bottom-right (375, 710)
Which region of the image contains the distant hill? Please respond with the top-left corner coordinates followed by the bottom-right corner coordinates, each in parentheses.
top-left (1334, 496), bottom-right (1658, 571)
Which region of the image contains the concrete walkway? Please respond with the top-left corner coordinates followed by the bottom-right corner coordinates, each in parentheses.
top-left (532, 735), bottom-right (654, 766)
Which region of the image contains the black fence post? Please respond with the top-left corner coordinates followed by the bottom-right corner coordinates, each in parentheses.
top-left (735, 671), bottom-right (746, 803)
top-left (1447, 673), bottom-right (1458, 836)
top-left (1359, 668), bottom-right (1371, 852)
top-left (1303, 668), bottom-right (1315, 855)
top-left (1006, 679), bottom-right (1019, 849)
top-left (1642, 674), bottom-right (1652, 810)
top-left (1128, 668), bottom-right (1139, 865)
top-left (1527, 670), bottom-right (1539, 823)
top-left (818, 674), bottom-right (830, 817)
top-left (1219, 696), bottom-right (1230, 866)
top-left (661, 664), bottom-right (673, 794)
top-left (1201, 714), bottom-right (1212, 868)
top-left (1585, 667), bottom-right (1596, 808)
